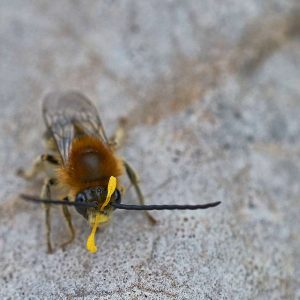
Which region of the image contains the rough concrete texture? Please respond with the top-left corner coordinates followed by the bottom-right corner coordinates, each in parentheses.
top-left (0, 1), bottom-right (299, 299)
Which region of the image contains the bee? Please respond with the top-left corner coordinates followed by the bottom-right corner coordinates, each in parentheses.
top-left (19, 91), bottom-right (221, 253)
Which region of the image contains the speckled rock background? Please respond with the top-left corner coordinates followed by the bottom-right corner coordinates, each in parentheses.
top-left (0, 1), bottom-right (299, 299)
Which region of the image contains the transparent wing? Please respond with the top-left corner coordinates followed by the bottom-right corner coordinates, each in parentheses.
top-left (42, 91), bottom-right (109, 164)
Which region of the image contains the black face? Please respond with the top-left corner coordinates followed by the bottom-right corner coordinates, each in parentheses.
top-left (75, 187), bottom-right (121, 219)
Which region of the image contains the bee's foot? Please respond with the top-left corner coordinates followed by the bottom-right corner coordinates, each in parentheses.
top-left (60, 238), bottom-right (74, 251)
top-left (16, 168), bottom-right (25, 177)
top-left (147, 213), bottom-right (158, 225)
top-left (47, 245), bottom-right (54, 254)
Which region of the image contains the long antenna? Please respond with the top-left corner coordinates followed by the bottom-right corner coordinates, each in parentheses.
top-left (20, 194), bottom-right (98, 208)
top-left (111, 201), bottom-right (221, 210)
top-left (20, 194), bottom-right (221, 210)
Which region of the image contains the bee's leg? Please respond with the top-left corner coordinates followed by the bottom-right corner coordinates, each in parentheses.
top-left (41, 178), bottom-right (57, 254)
top-left (123, 161), bottom-right (157, 224)
top-left (109, 118), bottom-right (127, 150)
top-left (17, 154), bottom-right (59, 180)
top-left (45, 205), bottom-right (52, 254)
top-left (60, 197), bottom-right (75, 251)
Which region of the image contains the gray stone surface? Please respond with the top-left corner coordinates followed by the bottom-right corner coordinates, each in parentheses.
top-left (0, 1), bottom-right (299, 299)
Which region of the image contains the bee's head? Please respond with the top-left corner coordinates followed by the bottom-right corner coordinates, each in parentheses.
top-left (77, 176), bottom-right (119, 253)
top-left (75, 186), bottom-right (121, 220)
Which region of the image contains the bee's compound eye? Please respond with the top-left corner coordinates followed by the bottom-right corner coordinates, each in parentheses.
top-left (75, 193), bottom-right (86, 203)
top-left (75, 193), bottom-right (88, 219)
top-left (114, 189), bottom-right (121, 204)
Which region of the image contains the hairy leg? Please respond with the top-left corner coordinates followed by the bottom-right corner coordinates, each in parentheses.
top-left (109, 118), bottom-right (127, 150)
top-left (123, 160), bottom-right (157, 224)
top-left (17, 154), bottom-right (59, 180)
top-left (60, 197), bottom-right (75, 250)
top-left (40, 178), bottom-right (57, 253)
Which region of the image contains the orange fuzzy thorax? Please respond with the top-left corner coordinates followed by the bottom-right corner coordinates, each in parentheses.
top-left (56, 136), bottom-right (124, 195)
